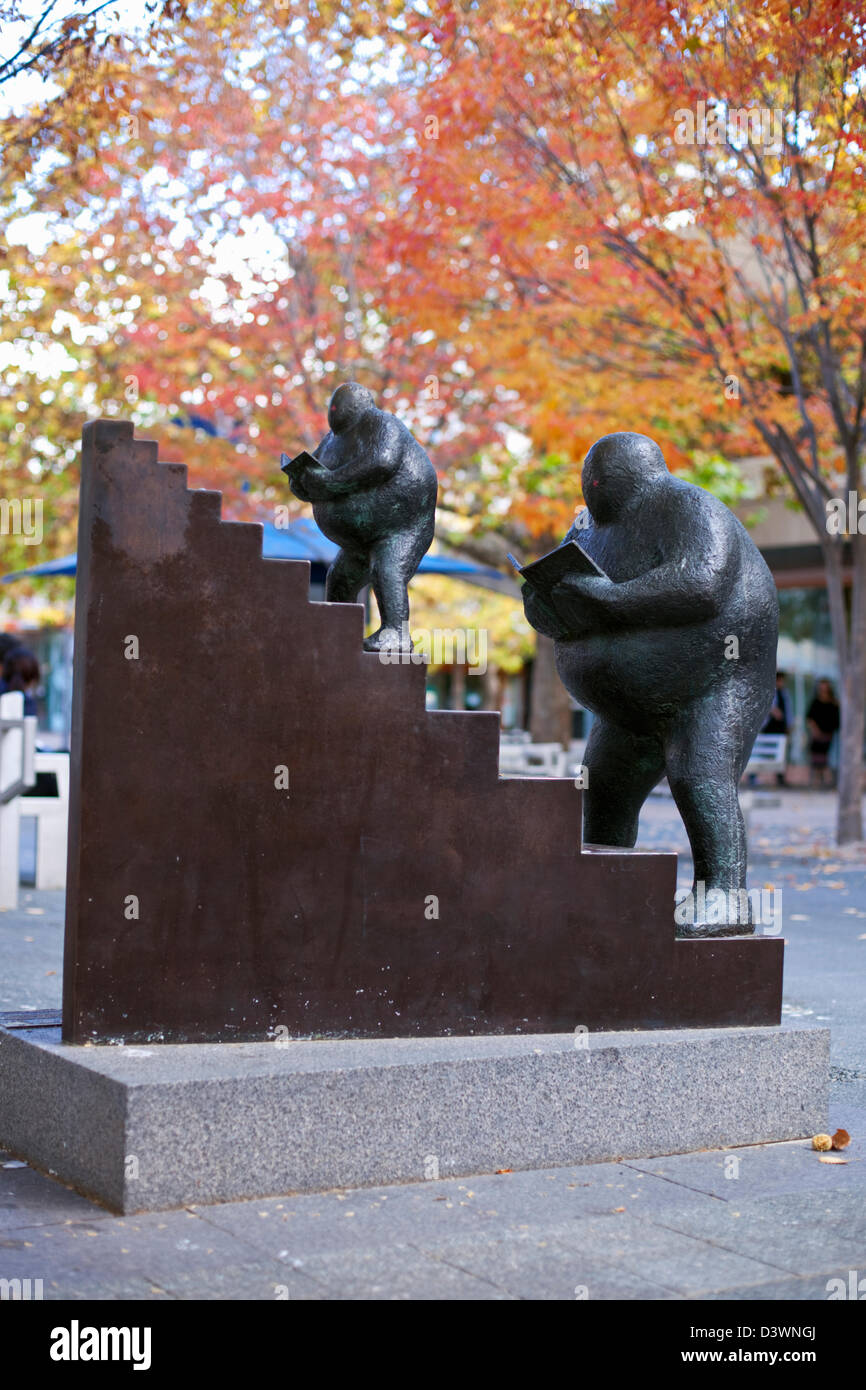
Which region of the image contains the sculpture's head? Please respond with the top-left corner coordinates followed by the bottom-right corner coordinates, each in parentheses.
top-left (328, 382), bottom-right (376, 434)
top-left (582, 432), bottom-right (668, 523)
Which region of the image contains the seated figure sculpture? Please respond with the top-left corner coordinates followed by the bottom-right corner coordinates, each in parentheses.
top-left (282, 382), bottom-right (437, 652)
top-left (522, 431), bottom-right (778, 938)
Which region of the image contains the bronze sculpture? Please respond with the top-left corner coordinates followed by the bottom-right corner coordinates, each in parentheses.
top-left (282, 382), bottom-right (437, 652)
top-left (522, 432), bottom-right (779, 938)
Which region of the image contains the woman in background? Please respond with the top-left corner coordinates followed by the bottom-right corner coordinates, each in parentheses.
top-left (0, 633), bottom-right (22, 665)
top-left (0, 645), bottom-right (41, 718)
top-left (806, 678), bottom-right (840, 788)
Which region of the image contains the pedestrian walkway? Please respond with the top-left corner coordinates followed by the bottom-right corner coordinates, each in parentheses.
top-left (2, 1114), bottom-right (864, 1300)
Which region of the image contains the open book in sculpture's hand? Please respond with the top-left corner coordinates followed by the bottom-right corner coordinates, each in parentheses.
top-left (278, 382), bottom-right (438, 653)
top-left (280, 449), bottom-right (318, 492)
top-left (280, 449), bottom-right (319, 478)
top-left (510, 540), bottom-right (609, 641)
top-left (510, 539), bottom-right (607, 595)
top-left (281, 449), bottom-right (334, 503)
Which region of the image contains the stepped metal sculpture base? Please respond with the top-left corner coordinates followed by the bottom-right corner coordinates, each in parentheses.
top-left (0, 1017), bottom-right (827, 1215)
top-left (62, 422), bottom-right (783, 1044)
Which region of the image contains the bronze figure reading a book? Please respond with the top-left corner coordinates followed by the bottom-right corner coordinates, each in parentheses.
top-left (281, 383), bottom-right (437, 653)
top-left (519, 431), bottom-right (778, 939)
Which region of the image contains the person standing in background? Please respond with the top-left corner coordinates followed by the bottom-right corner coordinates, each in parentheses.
top-left (761, 669), bottom-right (793, 787)
top-left (806, 678), bottom-right (840, 789)
top-left (0, 633), bottom-right (22, 665)
top-left (0, 645), bottom-right (41, 718)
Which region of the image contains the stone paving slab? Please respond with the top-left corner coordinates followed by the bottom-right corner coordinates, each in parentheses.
top-left (436, 1217), bottom-right (784, 1299)
top-left (267, 1244), bottom-right (514, 1302)
top-left (626, 1133), bottom-right (866, 1201)
top-left (638, 1189), bottom-right (866, 1281)
top-left (414, 1231), bottom-right (684, 1301)
top-left (699, 1272), bottom-right (854, 1301)
top-left (0, 1156), bottom-right (110, 1232)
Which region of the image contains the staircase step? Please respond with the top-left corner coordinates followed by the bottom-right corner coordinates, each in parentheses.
top-left (61, 419), bottom-right (785, 1044)
top-left (188, 490), bottom-right (222, 524)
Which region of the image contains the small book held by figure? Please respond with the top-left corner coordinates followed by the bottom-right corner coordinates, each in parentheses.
top-left (508, 539), bottom-right (607, 600)
top-left (280, 450), bottom-right (319, 481)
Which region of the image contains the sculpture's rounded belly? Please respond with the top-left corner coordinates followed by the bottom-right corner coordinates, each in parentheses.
top-left (315, 468), bottom-right (436, 549)
top-left (555, 628), bottom-right (723, 734)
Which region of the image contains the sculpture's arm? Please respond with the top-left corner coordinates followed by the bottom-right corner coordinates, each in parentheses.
top-left (302, 423), bottom-right (403, 498)
top-left (552, 518), bottom-right (738, 632)
top-left (287, 471), bottom-right (315, 503)
top-left (522, 584), bottom-right (577, 642)
top-left (284, 435), bottom-right (329, 503)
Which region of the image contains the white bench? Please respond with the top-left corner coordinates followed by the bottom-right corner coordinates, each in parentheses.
top-left (522, 742), bottom-right (569, 776)
top-left (564, 739), bottom-right (587, 777)
top-left (499, 740), bottom-right (574, 777)
top-left (744, 733), bottom-right (788, 781)
top-left (0, 691), bottom-right (37, 910)
top-left (739, 734), bottom-right (788, 831)
top-left (498, 744), bottom-right (534, 776)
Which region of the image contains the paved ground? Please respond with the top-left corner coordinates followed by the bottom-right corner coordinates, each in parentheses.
top-left (1, 790), bottom-right (865, 1300)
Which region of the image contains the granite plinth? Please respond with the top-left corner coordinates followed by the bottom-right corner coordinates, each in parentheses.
top-left (0, 1019), bottom-right (828, 1214)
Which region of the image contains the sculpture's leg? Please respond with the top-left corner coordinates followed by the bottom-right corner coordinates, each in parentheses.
top-left (665, 696), bottom-right (753, 938)
top-left (364, 528), bottom-right (431, 652)
top-left (325, 548), bottom-right (370, 604)
top-left (582, 717), bottom-right (666, 847)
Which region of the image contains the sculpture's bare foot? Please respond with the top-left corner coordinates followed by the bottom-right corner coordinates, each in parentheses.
top-left (363, 626), bottom-right (411, 653)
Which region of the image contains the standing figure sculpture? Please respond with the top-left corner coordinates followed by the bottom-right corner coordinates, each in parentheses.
top-left (282, 382), bottom-right (437, 652)
top-left (521, 432), bottom-right (778, 937)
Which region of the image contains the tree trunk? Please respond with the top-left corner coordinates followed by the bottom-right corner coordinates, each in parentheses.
top-left (529, 635), bottom-right (572, 745)
top-left (449, 664), bottom-right (466, 712)
top-left (481, 665), bottom-right (499, 712)
top-left (837, 538), bottom-right (866, 843)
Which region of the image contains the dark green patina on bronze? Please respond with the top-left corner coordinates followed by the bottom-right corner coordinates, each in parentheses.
top-left (523, 432), bottom-right (779, 938)
top-left (282, 382), bottom-right (437, 652)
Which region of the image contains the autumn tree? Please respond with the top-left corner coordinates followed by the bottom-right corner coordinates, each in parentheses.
top-left (350, 0), bottom-right (866, 841)
top-left (0, 7), bottom-right (502, 578)
top-left (7, 0), bottom-right (865, 818)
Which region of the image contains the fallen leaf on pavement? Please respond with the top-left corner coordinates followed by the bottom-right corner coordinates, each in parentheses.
top-left (819, 1156), bottom-right (848, 1165)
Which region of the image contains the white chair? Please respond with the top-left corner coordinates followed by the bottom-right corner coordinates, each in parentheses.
top-left (522, 742), bottom-right (569, 776)
top-left (740, 733), bottom-right (788, 831)
top-left (744, 734), bottom-right (787, 781)
top-left (0, 692), bottom-right (37, 910)
top-left (499, 744), bottom-right (533, 776)
top-left (19, 751), bottom-right (70, 890)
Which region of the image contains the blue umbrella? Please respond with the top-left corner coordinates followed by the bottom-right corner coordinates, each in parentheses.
top-left (3, 516), bottom-right (515, 592)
